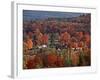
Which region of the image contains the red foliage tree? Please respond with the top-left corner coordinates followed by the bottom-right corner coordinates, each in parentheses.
top-left (47, 54), bottom-right (57, 67)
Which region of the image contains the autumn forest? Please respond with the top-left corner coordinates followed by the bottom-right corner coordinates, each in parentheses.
top-left (23, 10), bottom-right (91, 69)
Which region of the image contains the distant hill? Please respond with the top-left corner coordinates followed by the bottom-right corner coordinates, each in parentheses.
top-left (42, 14), bottom-right (91, 24)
